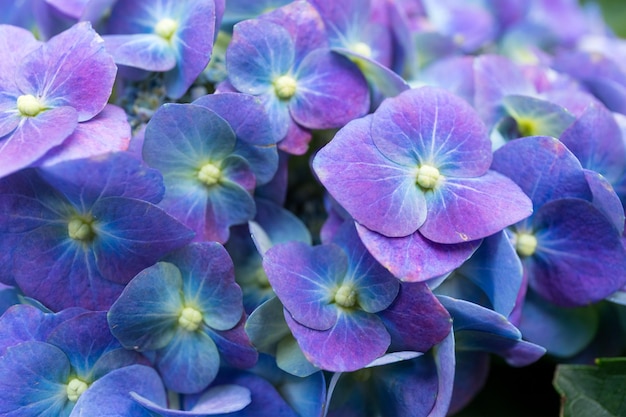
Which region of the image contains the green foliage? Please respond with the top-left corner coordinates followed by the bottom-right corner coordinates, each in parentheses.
top-left (554, 357), bottom-right (626, 416)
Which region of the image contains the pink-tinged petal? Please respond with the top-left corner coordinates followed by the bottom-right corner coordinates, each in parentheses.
top-left (278, 117), bottom-right (311, 155)
top-left (261, 0), bottom-right (328, 63)
top-left (356, 223), bottom-right (480, 282)
top-left (103, 34), bottom-right (177, 71)
top-left (0, 25), bottom-right (41, 83)
top-left (420, 171), bottom-right (533, 244)
top-left (264, 242), bottom-right (347, 331)
top-left (18, 22), bottom-right (116, 121)
top-left (285, 309), bottom-right (390, 372)
top-left (378, 282), bottom-right (452, 352)
top-left (0, 106), bottom-right (77, 179)
top-left (35, 104), bottom-right (131, 167)
top-left (313, 116), bottom-right (425, 238)
top-left (371, 86), bottom-right (492, 176)
top-left (291, 49), bottom-right (370, 130)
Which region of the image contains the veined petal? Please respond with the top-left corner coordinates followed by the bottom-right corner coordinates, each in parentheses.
top-left (313, 116), bottom-right (424, 238)
top-left (421, 171), bottom-right (533, 244)
top-left (103, 33), bottom-right (177, 71)
top-left (285, 308), bottom-right (390, 372)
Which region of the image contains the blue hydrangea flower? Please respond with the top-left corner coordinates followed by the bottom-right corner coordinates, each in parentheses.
top-left (0, 305), bottom-right (163, 416)
top-left (142, 102), bottom-right (260, 243)
top-left (107, 242), bottom-right (258, 394)
top-left (103, 0), bottom-right (218, 99)
top-left (0, 152), bottom-right (194, 311)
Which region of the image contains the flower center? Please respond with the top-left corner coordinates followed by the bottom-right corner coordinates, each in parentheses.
top-left (178, 306), bottom-right (203, 332)
top-left (17, 94), bottom-right (45, 117)
top-left (66, 378), bottom-right (89, 402)
top-left (350, 42), bottom-right (372, 58)
top-left (154, 17), bottom-right (178, 41)
top-left (68, 215), bottom-right (96, 242)
top-left (515, 232), bottom-right (537, 257)
top-left (273, 75), bottom-right (297, 100)
top-left (197, 162), bottom-right (222, 187)
top-left (333, 283), bottom-right (357, 309)
top-left (415, 164), bottom-right (441, 190)
top-left (516, 118), bottom-right (539, 137)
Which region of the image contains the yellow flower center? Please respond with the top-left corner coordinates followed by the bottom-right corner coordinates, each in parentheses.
top-left (17, 94), bottom-right (45, 117)
top-left (68, 215), bottom-right (96, 242)
top-left (66, 378), bottom-right (89, 402)
top-left (197, 162), bottom-right (222, 187)
top-left (333, 283), bottom-right (357, 309)
top-left (515, 232), bottom-right (537, 257)
top-left (273, 75), bottom-right (298, 100)
top-left (415, 164), bottom-right (441, 190)
top-left (154, 17), bottom-right (178, 41)
top-left (178, 306), bottom-right (203, 332)
top-left (350, 42), bottom-right (372, 58)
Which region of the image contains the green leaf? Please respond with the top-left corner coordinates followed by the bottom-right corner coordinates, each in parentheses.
top-left (554, 357), bottom-right (626, 417)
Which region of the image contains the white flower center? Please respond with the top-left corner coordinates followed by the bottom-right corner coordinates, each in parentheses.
top-left (515, 232), bottom-right (537, 257)
top-left (66, 378), bottom-right (89, 402)
top-left (198, 162), bottom-right (222, 187)
top-left (154, 18), bottom-right (178, 40)
top-left (17, 94), bottom-right (45, 117)
top-left (333, 284), bottom-right (357, 309)
top-left (415, 164), bottom-right (441, 190)
top-left (178, 306), bottom-right (203, 332)
top-left (273, 75), bottom-right (297, 100)
top-left (350, 42), bottom-right (372, 58)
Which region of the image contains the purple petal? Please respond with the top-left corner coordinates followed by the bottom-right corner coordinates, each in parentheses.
top-left (356, 223), bottom-right (480, 282)
top-left (491, 135), bottom-right (592, 209)
top-left (35, 105), bottom-right (131, 168)
top-left (420, 171), bottom-right (533, 244)
top-left (0, 106), bottom-right (78, 179)
top-left (73, 365), bottom-right (165, 417)
top-left (19, 22), bottom-right (116, 121)
top-left (378, 282), bottom-right (452, 352)
top-left (0, 25), bottom-right (41, 83)
top-left (92, 196), bottom-right (195, 284)
top-left (313, 116), bottom-right (424, 238)
top-left (40, 151), bottom-right (164, 208)
top-left (285, 309), bottom-right (390, 372)
top-left (263, 242), bottom-right (347, 330)
top-left (371, 86), bottom-right (492, 176)
top-left (207, 315), bottom-right (259, 370)
top-left (227, 19), bottom-right (294, 95)
top-left (291, 49), bottom-right (369, 130)
top-left (260, 0), bottom-right (328, 63)
top-left (584, 170), bottom-right (625, 234)
top-left (528, 198), bottom-right (626, 307)
top-left (103, 34), bottom-right (177, 71)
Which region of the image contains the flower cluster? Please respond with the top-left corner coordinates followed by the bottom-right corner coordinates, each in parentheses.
top-left (1, 0), bottom-right (626, 416)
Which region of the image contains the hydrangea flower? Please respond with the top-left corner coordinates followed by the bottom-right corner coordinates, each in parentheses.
top-left (142, 102), bottom-right (260, 243)
top-left (0, 152), bottom-right (194, 311)
top-left (0, 305), bottom-right (162, 416)
top-left (103, 0), bottom-right (218, 99)
top-left (107, 242), bottom-right (257, 394)
top-left (0, 22), bottom-right (122, 179)
top-left (223, 0), bottom-right (370, 154)
top-left (262, 222), bottom-right (451, 372)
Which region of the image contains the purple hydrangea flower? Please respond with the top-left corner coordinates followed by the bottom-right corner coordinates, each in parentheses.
top-left (0, 151), bottom-right (195, 311)
top-left (223, 0), bottom-right (370, 154)
top-left (263, 222), bottom-right (451, 372)
top-left (107, 242), bottom-right (257, 394)
top-left (0, 22), bottom-right (122, 179)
